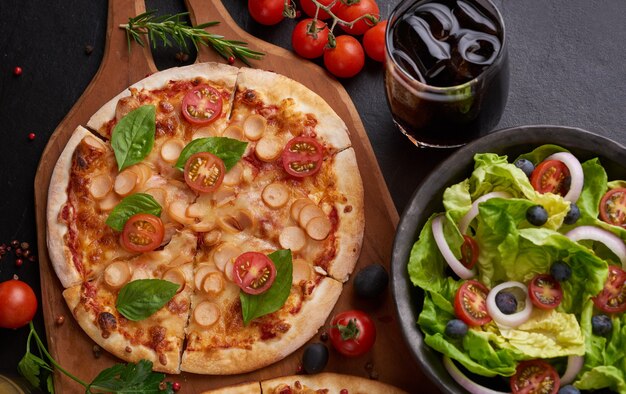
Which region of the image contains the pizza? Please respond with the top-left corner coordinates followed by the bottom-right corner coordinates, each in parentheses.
top-left (202, 373), bottom-right (407, 394)
top-left (46, 62), bottom-right (364, 374)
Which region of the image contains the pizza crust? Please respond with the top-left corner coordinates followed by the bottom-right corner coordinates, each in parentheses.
top-left (47, 126), bottom-right (97, 288)
top-left (86, 62), bottom-right (239, 134)
top-left (260, 373), bottom-right (408, 394)
top-left (328, 148), bottom-right (365, 282)
top-left (180, 277), bottom-right (342, 374)
top-left (236, 67), bottom-right (352, 153)
top-left (200, 382), bottom-right (262, 394)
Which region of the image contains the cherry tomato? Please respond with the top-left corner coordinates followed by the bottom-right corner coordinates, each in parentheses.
top-left (599, 187), bottom-right (626, 228)
top-left (510, 360), bottom-right (559, 394)
top-left (233, 252), bottom-right (276, 295)
top-left (323, 35), bottom-right (365, 78)
top-left (593, 265), bottom-right (626, 314)
top-left (335, 0), bottom-right (380, 36)
top-left (282, 136), bottom-right (324, 177)
top-left (292, 19), bottom-right (330, 59)
top-left (459, 235), bottom-right (479, 269)
top-left (248, 0), bottom-right (285, 25)
top-left (530, 159), bottom-right (570, 196)
top-left (329, 310), bottom-right (376, 357)
top-left (120, 213), bottom-right (164, 253)
top-left (181, 85), bottom-right (223, 125)
top-left (300, 0), bottom-right (339, 19)
top-left (528, 274), bottom-right (563, 310)
top-left (363, 20), bottom-right (387, 62)
top-left (0, 278), bottom-right (37, 329)
top-left (184, 152), bottom-right (226, 193)
top-left (454, 280), bottom-right (492, 326)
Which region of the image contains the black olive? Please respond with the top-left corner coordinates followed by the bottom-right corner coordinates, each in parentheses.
top-left (353, 264), bottom-right (389, 299)
top-left (302, 343), bottom-right (329, 374)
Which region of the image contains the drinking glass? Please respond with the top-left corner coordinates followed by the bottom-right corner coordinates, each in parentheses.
top-left (384, 0), bottom-right (509, 148)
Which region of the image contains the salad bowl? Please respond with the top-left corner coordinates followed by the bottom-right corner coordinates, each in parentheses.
top-left (391, 125), bottom-right (626, 393)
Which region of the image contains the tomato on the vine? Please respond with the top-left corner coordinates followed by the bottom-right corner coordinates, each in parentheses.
top-left (363, 20), bottom-right (387, 62)
top-left (233, 252), bottom-right (276, 295)
top-left (593, 265), bottom-right (626, 314)
top-left (0, 278), bottom-right (37, 329)
top-left (599, 187), bottom-right (626, 228)
top-left (335, 0), bottom-right (380, 36)
top-left (120, 213), bottom-right (165, 253)
top-left (323, 35), bottom-right (365, 78)
top-left (329, 310), bottom-right (376, 357)
top-left (510, 360), bottom-right (559, 394)
top-left (454, 280), bottom-right (492, 326)
top-left (248, 0), bottom-right (285, 26)
top-left (292, 19), bottom-right (330, 59)
top-left (300, 0), bottom-right (339, 19)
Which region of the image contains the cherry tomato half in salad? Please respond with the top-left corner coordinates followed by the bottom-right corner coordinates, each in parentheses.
top-left (528, 274), bottom-right (563, 310)
top-left (329, 310), bottom-right (376, 357)
top-left (599, 187), bottom-right (626, 228)
top-left (454, 280), bottom-right (492, 326)
top-left (530, 159), bottom-right (570, 196)
top-left (120, 213), bottom-right (165, 253)
top-left (292, 19), bottom-right (330, 59)
top-left (459, 235), bottom-right (479, 270)
top-left (0, 278), bottom-right (38, 329)
top-left (510, 359), bottom-right (559, 394)
top-left (233, 252), bottom-right (276, 295)
top-left (181, 85), bottom-right (223, 125)
top-left (282, 136), bottom-right (324, 177)
top-left (593, 265), bottom-right (626, 314)
top-left (184, 152), bottom-right (226, 193)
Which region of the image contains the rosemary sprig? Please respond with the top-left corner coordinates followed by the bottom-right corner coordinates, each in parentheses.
top-left (120, 11), bottom-right (264, 66)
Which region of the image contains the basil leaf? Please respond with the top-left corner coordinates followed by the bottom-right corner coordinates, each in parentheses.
top-left (240, 249), bottom-right (293, 325)
top-left (88, 360), bottom-right (173, 393)
top-left (175, 137), bottom-right (248, 171)
top-left (111, 105), bottom-right (156, 171)
top-left (106, 193), bottom-right (162, 232)
top-left (116, 279), bottom-right (178, 321)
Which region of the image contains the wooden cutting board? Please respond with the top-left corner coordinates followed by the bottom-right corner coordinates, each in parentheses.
top-left (33, 0), bottom-right (437, 392)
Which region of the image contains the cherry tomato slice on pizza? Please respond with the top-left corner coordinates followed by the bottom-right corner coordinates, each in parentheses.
top-left (460, 235), bottom-right (479, 269)
top-left (282, 136), bottom-right (324, 178)
top-left (593, 265), bottom-right (626, 314)
top-left (454, 280), bottom-right (492, 326)
top-left (329, 310), bottom-right (376, 357)
top-left (528, 274), bottom-right (562, 310)
top-left (530, 159), bottom-right (570, 196)
top-left (120, 213), bottom-right (164, 253)
top-left (510, 359), bottom-right (559, 394)
top-left (181, 85), bottom-right (223, 125)
top-left (184, 152), bottom-right (226, 193)
top-left (233, 252), bottom-right (276, 295)
top-left (599, 187), bottom-right (626, 228)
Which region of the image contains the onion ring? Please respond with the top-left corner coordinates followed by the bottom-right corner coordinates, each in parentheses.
top-left (486, 281), bottom-right (533, 328)
top-left (432, 215), bottom-right (476, 279)
top-left (565, 226), bottom-right (626, 268)
top-left (459, 191), bottom-right (512, 234)
top-left (545, 152), bottom-right (584, 203)
top-left (443, 356), bottom-right (511, 394)
top-left (560, 355), bottom-right (584, 385)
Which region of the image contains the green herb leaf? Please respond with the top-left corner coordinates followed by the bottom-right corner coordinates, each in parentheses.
top-left (111, 105), bottom-right (156, 171)
top-left (105, 193), bottom-right (162, 232)
top-left (46, 374), bottom-right (55, 394)
top-left (88, 360), bottom-right (173, 394)
top-left (18, 352), bottom-right (51, 388)
top-left (174, 137), bottom-right (248, 171)
top-left (240, 249), bottom-right (293, 325)
top-left (116, 279), bottom-right (179, 321)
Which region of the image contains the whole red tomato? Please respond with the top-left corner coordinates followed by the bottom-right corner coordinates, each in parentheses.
top-left (323, 35), bottom-right (365, 78)
top-left (292, 19), bottom-right (330, 59)
top-left (329, 310), bottom-right (376, 357)
top-left (335, 0), bottom-right (380, 36)
top-left (0, 278), bottom-right (37, 329)
top-left (248, 0), bottom-right (285, 26)
top-left (300, 0), bottom-right (339, 19)
top-left (363, 20), bottom-right (387, 62)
